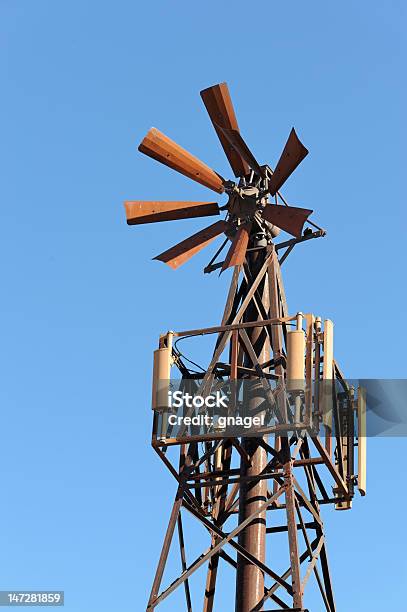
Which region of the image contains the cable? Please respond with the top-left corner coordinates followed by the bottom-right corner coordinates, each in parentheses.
top-left (174, 336), bottom-right (206, 374)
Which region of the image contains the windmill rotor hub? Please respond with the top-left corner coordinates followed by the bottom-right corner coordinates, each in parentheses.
top-left (228, 188), bottom-right (258, 220)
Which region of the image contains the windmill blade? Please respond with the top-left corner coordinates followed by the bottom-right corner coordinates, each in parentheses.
top-left (124, 201), bottom-right (220, 225)
top-left (216, 126), bottom-right (266, 178)
top-left (200, 82), bottom-right (250, 178)
top-left (268, 128), bottom-right (309, 196)
top-left (262, 205), bottom-right (313, 238)
top-left (138, 128), bottom-right (225, 194)
top-left (154, 220), bottom-right (227, 269)
top-left (221, 223), bottom-right (251, 272)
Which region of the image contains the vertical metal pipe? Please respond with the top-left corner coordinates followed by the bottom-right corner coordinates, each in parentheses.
top-left (235, 437), bottom-right (268, 611)
top-left (235, 247), bottom-right (269, 612)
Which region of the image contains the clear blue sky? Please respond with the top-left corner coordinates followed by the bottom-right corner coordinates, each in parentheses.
top-left (0, 1), bottom-right (406, 611)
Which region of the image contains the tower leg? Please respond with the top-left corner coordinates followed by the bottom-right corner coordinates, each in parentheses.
top-left (282, 438), bottom-right (303, 609)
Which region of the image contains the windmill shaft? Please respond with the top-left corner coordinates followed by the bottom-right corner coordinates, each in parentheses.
top-left (236, 248), bottom-right (269, 611)
top-left (236, 441), bottom-right (268, 610)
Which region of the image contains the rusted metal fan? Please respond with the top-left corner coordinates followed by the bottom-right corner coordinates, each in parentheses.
top-left (125, 82), bottom-right (313, 271)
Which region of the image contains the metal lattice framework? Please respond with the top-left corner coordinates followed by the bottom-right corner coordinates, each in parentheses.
top-left (124, 82), bottom-right (365, 611)
top-left (147, 246), bottom-right (362, 611)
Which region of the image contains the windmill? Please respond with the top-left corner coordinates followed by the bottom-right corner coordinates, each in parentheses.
top-left (124, 83), bottom-right (366, 612)
top-left (125, 82), bottom-right (315, 272)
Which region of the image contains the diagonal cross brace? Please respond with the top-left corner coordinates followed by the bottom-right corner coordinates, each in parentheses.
top-left (148, 485), bottom-right (286, 608)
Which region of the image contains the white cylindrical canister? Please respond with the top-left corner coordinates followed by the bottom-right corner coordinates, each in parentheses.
top-left (152, 347), bottom-right (171, 411)
top-left (286, 330), bottom-right (305, 391)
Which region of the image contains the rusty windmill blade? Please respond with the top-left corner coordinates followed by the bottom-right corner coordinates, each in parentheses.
top-left (124, 201), bottom-right (220, 225)
top-left (200, 82), bottom-right (250, 178)
top-left (262, 204), bottom-right (313, 238)
top-left (268, 128), bottom-right (309, 196)
top-left (138, 128), bottom-right (225, 194)
top-left (216, 126), bottom-right (266, 178)
top-left (154, 220), bottom-right (228, 269)
top-left (221, 223), bottom-right (251, 273)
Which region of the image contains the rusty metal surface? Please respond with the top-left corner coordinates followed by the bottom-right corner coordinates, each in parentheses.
top-left (154, 220), bottom-right (227, 269)
top-left (203, 440), bottom-right (232, 612)
top-left (147, 490), bottom-right (183, 609)
top-left (148, 486), bottom-right (286, 609)
top-left (146, 257), bottom-right (359, 610)
top-left (124, 200), bottom-right (220, 225)
top-left (200, 82), bottom-right (250, 178)
top-left (216, 125), bottom-right (265, 178)
top-left (262, 204), bottom-right (313, 238)
top-left (221, 223), bottom-right (251, 272)
top-left (236, 440), bottom-right (268, 611)
top-left (138, 128), bottom-right (225, 193)
top-left (170, 314), bottom-right (295, 340)
top-left (236, 248), bottom-right (269, 612)
top-left (282, 439), bottom-right (304, 609)
top-left (268, 128), bottom-right (309, 196)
